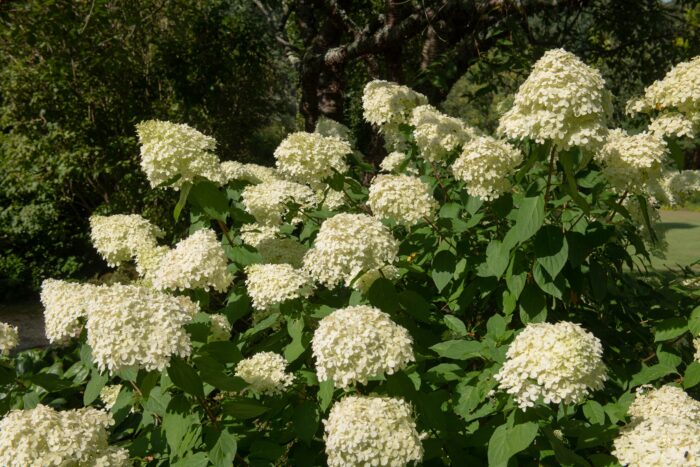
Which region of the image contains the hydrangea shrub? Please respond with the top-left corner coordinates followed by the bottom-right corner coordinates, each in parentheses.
top-left (0, 50), bottom-right (699, 466)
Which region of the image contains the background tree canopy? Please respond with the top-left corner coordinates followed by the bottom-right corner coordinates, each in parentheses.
top-left (1, 0), bottom-right (698, 297)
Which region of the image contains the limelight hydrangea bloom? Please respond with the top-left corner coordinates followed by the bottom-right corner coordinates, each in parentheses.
top-left (99, 385), bottom-right (122, 410)
top-left (649, 112), bottom-right (697, 139)
top-left (89, 214), bottom-right (162, 267)
top-left (498, 49), bottom-right (613, 149)
top-left (136, 120), bottom-right (223, 188)
top-left (0, 404), bottom-right (129, 466)
top-left (220, 161), bottom-right (279, 184)
top-left (255, 237), bottom-right (308, 268)
top-left (86, 284), bottom-right (197, 373)
top-left (594, 129), bottom-right (668, 193)
top-left (317, 187), bottom-right (346, 211)
top-left (410, 105), bottom-right (477, 162)
top-left (152, 229), bottom-right (232, 292)
top-left (323, 396), bottom-right (423, 467)
top-left (613, 416), bottom-right (700, 467)
top-left (40, 279), bottom-right (97, 344)
top-left (379, 151), bottom-right (417, 175)
top-left (315, 116), bottom-right (353, 143)
top-left (628, 385), bottom-right (700, 422)
top-left (240, 223), bottom-right (279, 247)
top-left (245, 264), bottom-right (313, 310)
top-left (452, 136), bottom-right (524, 200)
top-left (134, 244), bottom-right (170, 283)
top-left (0, 322), bottom-right (19, 355)
top-left (652, 170), bottom-right (700, 206)
top-left (274, 132), bottom-right (351, 184)
top-left (209, 314), bottom-right (231, 342)
top-left (368, 174), bottom-right (437, 226)
top-left (362, 80), bottom-right (428, 128)
top-left (234, 351), bottom-right (294, 395)
top-left (241, 180), bottom-right (317, 226)
top-left (303, 213), bottom-right (399, 288)
top-left (494, 321), bottom-right (607, 409)
top-left (312, 305), bottom-right (414, 387)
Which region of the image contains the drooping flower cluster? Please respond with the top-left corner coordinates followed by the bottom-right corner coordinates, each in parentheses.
top-left (0, 322), bottom-right (19, 355)
top-left (410, 105), bottom-right (477, 162)
top-left (85, 284), bottom-right (198, 373)
top-left (594, 129), bottom-right (668, 193)
top-left (613, 385), bottom-right (700, 466)
top-left (498, 49), bottom-right (613, 149)
top-left (368, 174), bottom-right (437, 226)
top-left (362, 80), bottom-right (428, 128)
top-left (152, 229), bottom-right (232, 292)
top-left (245, 263), bottom-right (312, 310)
top-left (220, 161), bottom-right (279, 184)
top-left (303, 213), bottom-right (399, 288)
top-left (273, 132), bottom-right (351, 184)
top-left (241, 180), bottom-right (317, 226)
top-left (136, 120), bottom-right (223, 189)
top-left (100, 385), bottom-right (122, 410)
top-left (494, 321), bottom-right (607, 409)
top-left (89, 214), bottom-right (162, 267)
top-left (323, 396), bottom-right (424, 467)
top-left (0, 404), bottom-right (129, 466)
top-left (40, 279), bottom-right (96, 344)
top-left (208, 314), bottom-right (232, 342)
top-left (452, 136), bottom-right (524, 200)
top-left (254, 237), bottom-right (308, 268)
top-left (312, 305), bottom-right (414, 388)
top-left (234, 351), bottom-right (294, 395)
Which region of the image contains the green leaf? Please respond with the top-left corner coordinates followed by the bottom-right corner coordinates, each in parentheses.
top-left (367, 278), bottom-right (399, 311)
top-left (208, 429), bottom-right (237, 467)
top-left (486, 314), bottom-right (507, 339)
top-left (83, 370), bottom-right (109, 405)
top-left (173, 182), bottom-right (192, 221)
top-left (192, 356), bottom-right (246, 392)
top-left (284, 318), bottom-right (306, 363)
top-left (519, 284), bottom-right (547, 324)
top-left (172, 452), bottom-right (209, 467)
top-left (684, 362), bottom-right (700, 389)
top-left (482, 240), bottom-right (510, 279)
top-left (432, 250), bottom-right (457, 292)
top-left (189, 180), bottom-right (229, 221)
top-left (654, 317), bottom-right (688, 342)
top-left (293, 400), bottom-right (320, 443)
top-left (559, 150), bottom-right (591, 214)
top-left (318, 379), bottom-right (334, 412)
top-left (688, 306), bottom-right (700, 337)
top-left (582, 400), bottom-right (606, 425)
top-left (222, 400), bottom-right (269, 419)
top-left (504, 195), bottom-right (544, 247)
top-left (444, 315), bottom-right (467, 337)
top-left (488, 422), bottom-right (539, 467)
top-left (168, 356), bottom-right (204, 398)
top-left (534, 225), bottom-right (569, 279)
top-left (629, 364), bottom-right (676, 388)
top-left (430, 340), bottom-right (482, 360)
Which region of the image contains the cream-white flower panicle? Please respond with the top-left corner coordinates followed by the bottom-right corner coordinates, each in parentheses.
top-left (303, 213), bottom-right (399, 288)
top-left (208, 314), bottom-right (232, 342)
top-left (323, 395), bottom-right (424, 467)
top-left (0, 322), bottom-right (19, 355)
top-left (136, 119), bottom-right (223, 189)
top-left (134, 244), bottom-right (170, 283)
top-left (89, 214), bottom-right (162, 267)
top-left (612, 416), bottom-right (700, 467)
top-left (379, 151), bottom-right (417, 175)
top-left (0, 404), bottom-right (129, 466)
top-left (254, 237), bottom-right (308, 268)
top-left (452, 136), bottom-right (524, 201)
top-left (241, 179), bottom-right (317, 226)
top-left (498, 49), bottom-right (613, 150)
top-left (239, 223), bottom-right (280, 247)
top-left (362, 80), bottom-right (428, 128)
top-left (99, 385), bottom-right (122, 411)
top-left (234, 351), bottom-right (294, 395)
top-left (316, 186), bottom-right (346, 211)
top-left (368, 174), bottom-right (437, 226)
top-left (315, 116), bottom-right (353, 144)
top-left (494, 321), bottom-right (607, 409)
top-left (274, 132), bottom-right (351, 184)
top-left (312, 305), bottom-right (414, 388)
top-left (244, 263), bottom-right (313, 310)
top-left (220, 160), bottom-right (279, 184)
top-left (85, 284), bottom-right (197, 373)
top-left (410, 104), bottom-right (477, 162)
top-left (594, 129), bottom-right (668, 194)
top-left (152, 228), bottom-right (232, 292)
top-left (651, 169), bottom-right (700, 206)
top-left (40, 279), bottom-right (97, 344)
top-left (628, 385), bottom-right (700, 423)
top-left (649, 112), bottom-right (697, 139)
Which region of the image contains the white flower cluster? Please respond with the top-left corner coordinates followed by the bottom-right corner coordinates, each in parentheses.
top-left (0, 404), bottom-right (129, 466)
top-left (208, 314), bottom-right (232, 342)
top-left (316, 185), bottom-right (346, 211)
top-left (152, 229), bottom-right (232, 292)
top-left (452, 136), bottom-right (524, 200)
top-left (652, 169), bottom-right (700, 206)
top-left (136, 120), bottom-right (222, 189)
top-left (595, 129), bottom-right (668, 194)
top-left (494, 321), bottom-right (607, 409)
top-left (240, 223), bottom-right (279, 247)
top-left (245, 263), bottom-right (312, 310)
top-left (234, 351), bottom-right (294, 395)
top-left (134, 244), bottom-right (169, 283)
top-left (274, 132), bottom-right (351, 184)
top-left (362, 80), bottom-right (428, 128)
top-left (100, 384), bottom-right (122, 410)
top-left (220, 161), bottom-right (279, 184)
top-left (315, 116), bottom-right (353, 143)
top-left (241, 180), bottom-right (316, 226)
top-left (89, 214), bottom-right (162, 267)
top-left (380, 151), bottom-right (417, 175)
top-left (312, 305), bottom-right (414, 388)
top-left (0, 322), bottom-right (18, 355)
top-left (368, 174), bottom-right (437, 226)
top-left (410, 105), bottom-right (476, 162)
top-left (40, 279), bottom-right (96, 344)
top-left (498, 49), bottom-right (613, 150)
top-left (303, 213), bottom-right (399, 288)
top-left (649, 112), bottom-right (697, 139)
top-left (86, 284), bottom-right (197, 373)
top-left (323, 396), bottom-right (423, 467)
top-left (613, 385), bottom-right (700, 466)
top-left (255, 237), bottom-right (308, 268)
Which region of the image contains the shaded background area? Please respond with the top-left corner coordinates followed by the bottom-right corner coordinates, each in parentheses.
top-left (1, 0), bottom-right (699, 298)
